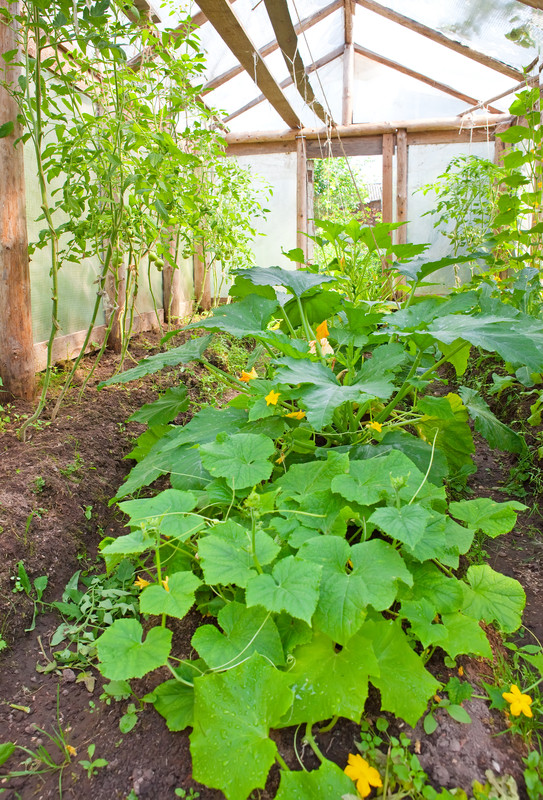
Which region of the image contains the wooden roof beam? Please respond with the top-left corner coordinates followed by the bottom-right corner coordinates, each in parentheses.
top-left (353, 43), bottom-right (503, 113)
top-left (123, 0), bottom-right (161, 24)
top-left (356, 0), bottom-right (525, 82)
top-left (203, 0), bottom-right (342, 93)
top-left (225, 47), bottom-right (343, 122)
top-left (195, 0), bottom-right (301, 128)
top-left (262, 0), bottom-right (330, 124)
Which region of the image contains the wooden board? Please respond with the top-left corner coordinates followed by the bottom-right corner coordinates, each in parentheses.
top-left (306, 135), bottom-right (383, 158)
top-left (296, 137), bottom-right (308, 264)
top-left (196, 0), bottom-right (301, 128)
top-left (396, 129), bottom-right (407, 245)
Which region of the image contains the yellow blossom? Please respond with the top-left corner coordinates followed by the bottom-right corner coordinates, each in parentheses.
top-left (367, 421), bottom-right (382, 433)
top-left (458, 666), bottom-right (464, 677)
top-left (538, 181), bottom-right (542, 189)
top-left (434, 694), bottom-right (442, 704)
top-left (134, 576), bottom-right (151, 590)
top-left (502, 684), bottom-right (533, 717)
top-left (66, 745), bottom-right (77, 758)
top-left (265, 389), bottom-right (280, 406)
top-left (275, 452), bottom-right (286, 465)
top-left (344, 753), bottom-right (382, 798)
top-left (286, 410), bottom-right (306, 419)
top-left (162, 576), bottom-right (170, 593)
top-left (239, 368), bottom-right (258, 382)
top-left (309, 338), bottom-right (334, 356)
top-left (316, 320), bottom-right (329, 340)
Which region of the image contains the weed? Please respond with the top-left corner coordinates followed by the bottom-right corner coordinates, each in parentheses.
top-left (59, 450), bottom-right (85, 480)
top-left (175, 789), bottom-right (200, 799)
top-left (83, 505), bottom-right (93, 521)
top-left (524, 749), bottom-right (543, 800)
top-left (10, 561), bottom-right (48, 632)
top-left (31, 476), bottom-right (46, 494)
top-left (78, 744), bottom-right (108, 778)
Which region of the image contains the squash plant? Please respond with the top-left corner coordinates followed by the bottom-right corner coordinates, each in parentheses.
top-left (92, 256), bottom-right (540, 799)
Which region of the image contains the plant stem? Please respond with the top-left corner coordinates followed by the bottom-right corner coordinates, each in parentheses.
top-left (304, 723), bottom-right (324, 763)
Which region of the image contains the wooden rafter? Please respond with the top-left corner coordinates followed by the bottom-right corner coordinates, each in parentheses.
top-left (516, 0), bottom-right (543, 9)
top-left (195, 0), bottom-right (301, 128)
top-left (342, 0), bottom-right (355, 124)
top-left (459, 74), bottom-right (539, 116)
top-left (124, 0), bottom-right (161, 24)
top-left (203, 0), bottom-right (342, 93)
top-left (263, 0), bottom-right (330, 124)
top-left (356, 0), bottom-right (524, 82)
top-left (225, 47), bottom-right (343, 122)
top-left (353, 43), bottom-right (503, 113)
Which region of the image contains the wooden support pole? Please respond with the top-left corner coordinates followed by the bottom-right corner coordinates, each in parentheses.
top-left (0, 1), bottom-right (35, 400)
top-left (382, 133), bottom-right (394, 227)
top-left (342, 0), bottom-right (355, 125)
top-left (163, 234), bottom-right (181, 323)
top-left (194, 242), bottom-right (211, 311)
top-left (395, 129), bottom-right (407, 244)
top-left (296, 136), bottom-right (308, 266)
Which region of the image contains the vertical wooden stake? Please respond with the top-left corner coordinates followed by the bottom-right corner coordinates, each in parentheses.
top-left (395, 128), bottom-right (407, 243)
top-left (194, 241), bottom-right (211, 311)
top-left (382, 132), bottom-right (394, 226)
top-left (163, 233), bottom-right (181, 323)
top-left (342, 0), bottom-right (355, 126)
top-left (306, 159), bottom-right (315, 263)
top-left (296, 135), bottom-right (308, 266)
top-left (0, 1), bottom-right (35, 400)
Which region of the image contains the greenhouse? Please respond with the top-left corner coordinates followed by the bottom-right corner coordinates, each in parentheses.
top-left (1, 1), bottom-right (543, 798)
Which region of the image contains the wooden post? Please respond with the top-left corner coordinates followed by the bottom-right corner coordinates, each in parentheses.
top-left (342, 0), bottom-right (355, 125)
top-left (306, 159), bottom-right (315, 263)
top-left (382, 133), bottom-right (394, 226)
top-left (163, 232), bottom-right (181, 323)
top-left (0, 1), bottom-right (35, 400)
top-left (296, 135), bottom-right (308, 266)
top-left (396, 128), bottom-right (407, 243)
top-left (194, 241), bottom-right (211, 311)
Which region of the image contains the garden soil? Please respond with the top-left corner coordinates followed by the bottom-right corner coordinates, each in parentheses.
top-left (0, 336), bottom-right (541, 800)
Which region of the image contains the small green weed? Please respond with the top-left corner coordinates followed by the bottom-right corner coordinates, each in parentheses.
top-left (78, 743), bottom-right (108, 778)
top-left (31, 476), bottom-right (46, 494)
top-left (10, 561), bottom-right (48, 632)
top-left (175, 788), bottom-right (200, 799)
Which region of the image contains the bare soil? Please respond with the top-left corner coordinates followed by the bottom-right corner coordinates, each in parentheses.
top-left (0, 341), bottom-right (540, 799)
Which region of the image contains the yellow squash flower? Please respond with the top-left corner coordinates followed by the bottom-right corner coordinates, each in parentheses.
top-left (502, 684), bottom-right (533, 717)
top-left (367, 421), bottom-right (382, 433)
top-left (309, 338), bottom-right (334, 356)
top-left (265, 389), bottom-right (281, 406)
top-left (316, 320), bottom-right (329, 340)
top-left (239, 368), bottom-right (258, 382)
top-left (286, 410), bottom-right (306, 419)
top-left (134, 576), bottom-right (151, 590)
top-left (162, 576), bottom-right (170, 593)
top-left (66, 745), bottom-right (77, 758)
top-left (344, 753), bottom-right (382, 798)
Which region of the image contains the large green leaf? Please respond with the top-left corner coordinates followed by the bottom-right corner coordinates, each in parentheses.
top-left (275, 759), bottom-right (356, 799)
top-left (428, 312), bottom-right (543, 372)
top-left (246, 556), bottom-right (322, 624)
top-left (144, 659), bottom-right (206, 731)
top-left (298, 537), bottom-right (412, 644)
top-left (186, 294), bottom-right (278, 337)
top-left (369, 504), bottom-right (431, 548)
top-left (139, 571), bottom-right (201, 619)
top-left (118, 489), bottom-right (200, 539)
top-left (275, 452), bottom-right (349, 500)
top-left (234, 265), bottom-right (335, 297)
top-left (273, 356), bottom-right (338, 386)
top-left (449, 497), bottom-right (527, 538)
top-left (100, 528), bottom-right (155, 557)
top-left (404, 561), bottom-right (464, 614)
top-left (459, 387), bottom-right (525, 454)
top-left (396, 254), bottom-right (489, 284)
top-left (191, 602), bottom-right (285, 669)
top-left (299, 384), bottom-right (385, 430)
top-left (279, 630), bottom-right (379, 727)
top-left (99, 335), bottom-right (213, 387)
top-left (128, 386), bottom-right (189, 426)
top-left (200, 433), bottom-right (275, 489)
top-left (190, 654), bottom-right (293, 800)
top-left (440, 612), bottom-right (492, 659)
top-left (96, 619), bottom-right (172, 680)
top-left (198, 520), bottom-right (279, 588)
top-left (462, 565), bottom-right (525, 632)
top-left (362, 617), bottom-right (440, 726)
top-left (332, 450), bottom-right (444, 509)
top-left (357, 431), bottom-right (449, 485)
top-left (415, 393), bottom-right (475, 476)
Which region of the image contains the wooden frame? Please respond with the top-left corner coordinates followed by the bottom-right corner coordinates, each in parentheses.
top-left (0, 0), bottom-right (35, 399)
top-left (195, 0), bottom-right (301, 128)
top-left (355, 0), bottom-right (524, 82)
top-left (202, 0), bottom-right (342, 94)
top-left (342, 0), bottom-right (355, 125)
top-left (296, 136), bottom-right (309, 264)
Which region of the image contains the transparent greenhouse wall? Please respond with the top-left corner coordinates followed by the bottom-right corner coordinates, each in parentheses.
top-left (231, 152), bottom-right (298, 270)
top-left (407, 139), bottom-right (496, 292)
